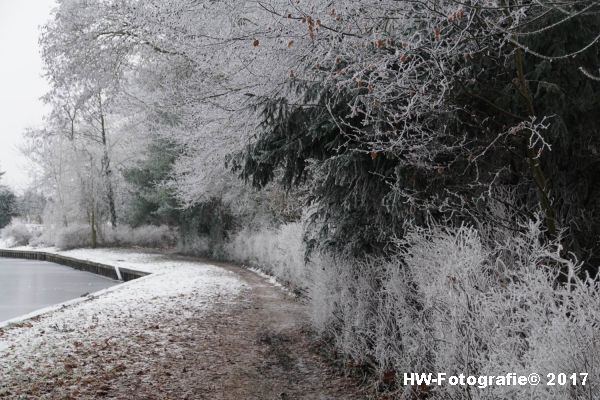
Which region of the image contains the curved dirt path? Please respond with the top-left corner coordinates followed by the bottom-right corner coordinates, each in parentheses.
top-left (0, 251), bottom-right (367, 399)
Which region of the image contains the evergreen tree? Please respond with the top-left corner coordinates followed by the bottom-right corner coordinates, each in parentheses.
top-left (239, 83), bottom-right (402, 256)
top-left (0, 172), bottom-right (17, 229)
top-left (123, 138), bottom-right (181, 227)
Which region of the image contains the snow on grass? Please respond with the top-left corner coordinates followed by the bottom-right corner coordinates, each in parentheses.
top-left (0, 248), bottom-right (246, 384)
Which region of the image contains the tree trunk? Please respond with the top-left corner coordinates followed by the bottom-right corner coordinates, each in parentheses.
top-left (98, 93), bottom-right (118, 228)
top-left (514, 48), bottom-right (557, 237)
top-left (90, 207), bottom-right (97, 249)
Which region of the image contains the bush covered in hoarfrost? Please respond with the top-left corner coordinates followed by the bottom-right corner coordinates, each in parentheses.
top-left (0, 221), bottom-right (40, 247)
top-left (308, 221), bottom-right (600, 399)
top-left (52, 224), bottom-right (94, 249)
top-left (177, 234), bottom-right (211, 258)
top-left (103, 225), bottom-right (177, 249)
top-left (233, 220), bottom-right (600, 398)
top-left (224, 222), bottom-right (307, 291)
top-left (33, 224), bottom-right (177, 250)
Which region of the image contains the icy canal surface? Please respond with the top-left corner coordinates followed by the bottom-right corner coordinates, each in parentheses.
top-left (0, 258), bottom-right (118, 322)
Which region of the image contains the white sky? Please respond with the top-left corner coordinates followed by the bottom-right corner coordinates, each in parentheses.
top-left (0, 0), bottom-right (56, 192)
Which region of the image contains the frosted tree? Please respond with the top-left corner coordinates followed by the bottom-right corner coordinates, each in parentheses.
top-left (240, 0), bottom-right (600, 259)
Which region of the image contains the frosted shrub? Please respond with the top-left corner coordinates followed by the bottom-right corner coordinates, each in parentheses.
top-left (0, 222), bottom-right (37, 247)
top-left (130, 225), bottom-right (177, 248)
top-left (331, 257), bottom-right (385, 367)
top-left (54, 224), bottom-right (94, 249)
top-left (177, 234), bottom-right (211, 257)
top-left (307, 254), bottom-right (341, 335)
top-left (225, 222), bottom-right (307, 290)
top-left (395, 226), bottom-right (492, 382)
top-left (309, 254), bottom-right (408, 371)
top-left (103, 225), bottom-right (177, 248)
top-left (307, 221), bottom-right (600, 399)
top-left (37, 224), bottom-right (177, 250)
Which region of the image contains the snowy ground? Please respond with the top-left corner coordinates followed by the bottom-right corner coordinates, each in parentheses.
top-left (0, 248), bottom-right (244, 328)
top-left (0, 249), bottom-right (366, 399)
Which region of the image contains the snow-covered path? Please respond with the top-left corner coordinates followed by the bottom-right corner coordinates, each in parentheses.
top-left (0, 249), bottom-right (365, 399)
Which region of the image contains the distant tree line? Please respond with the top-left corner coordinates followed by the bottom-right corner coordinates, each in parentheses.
top-left (0, 170), bottom-right (47, 230)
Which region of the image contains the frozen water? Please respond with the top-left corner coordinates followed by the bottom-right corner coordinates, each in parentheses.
top-left (0, 258), bottom-right (118, 322)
